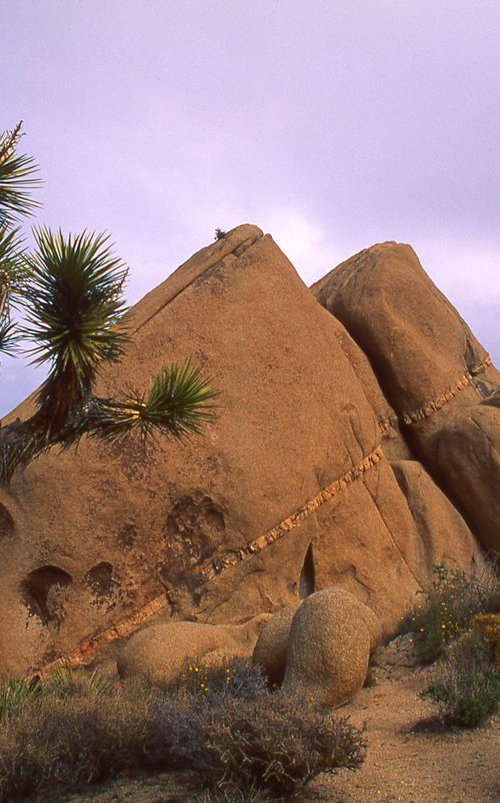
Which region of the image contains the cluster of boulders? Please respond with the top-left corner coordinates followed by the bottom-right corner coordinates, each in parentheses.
top-left (0, 224), bottom-right (498, 711)
top-left (255, 587), bottom-right (381, 706)
top-left (118, 586), bottom-right (380, 708)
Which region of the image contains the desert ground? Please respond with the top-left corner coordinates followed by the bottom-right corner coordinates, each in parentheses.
top-left (40, 639), bottom-right (498, 803)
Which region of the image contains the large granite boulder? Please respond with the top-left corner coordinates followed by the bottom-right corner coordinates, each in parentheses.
top-left (117, 614), bottom-right (269, 684)
top-left (0, 227), bottom-right (486, 678)
top-left (252, 603), bottom-right (300, 685)
top-left (312, 241), bottom-right (500, 553)
top-left (282, 588), bottom-right (378, 707)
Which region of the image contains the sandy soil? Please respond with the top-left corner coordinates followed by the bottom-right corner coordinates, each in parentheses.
top-left (41, 639), bottom-right (499, 803)
top-left (310, 654), bottom-right (499, 803)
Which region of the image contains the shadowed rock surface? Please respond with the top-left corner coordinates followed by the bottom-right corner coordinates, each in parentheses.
top-left (0, 226), bottom-right (491, 678)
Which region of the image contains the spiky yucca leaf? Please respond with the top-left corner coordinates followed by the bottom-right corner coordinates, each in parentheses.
top-left (0, 426), bottom-right (47, 484)
top-left (0, 321), bottom-right (19, 355)
top-left (0, 224), bottom-right (30, 314)
top-left (0, 122), bottom-right (41, 225)
top-left (0, 121), bottom-right (23, 163)
top-left (22, 228), bottom-right (129, 431)
top-left (87, 360), bottom-right (218, 441)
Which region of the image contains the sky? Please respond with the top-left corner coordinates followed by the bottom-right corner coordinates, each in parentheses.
top-left (1, 0), bottom-right (499, 415)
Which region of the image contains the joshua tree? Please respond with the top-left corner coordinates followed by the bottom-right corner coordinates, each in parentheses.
top-left (0, 122), bottom-right (217, 483)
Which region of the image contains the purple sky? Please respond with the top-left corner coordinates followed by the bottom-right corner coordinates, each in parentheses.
top-left (1, 0), bottom-right (499, 415)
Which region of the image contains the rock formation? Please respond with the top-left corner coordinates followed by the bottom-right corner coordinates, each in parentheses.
top-left (0, 226), bottom-right (494, 679)
top-left (312, 242), bottom-right (500, 553)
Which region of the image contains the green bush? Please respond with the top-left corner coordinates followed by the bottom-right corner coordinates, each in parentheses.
top-left (406, 564), bottom-right (500, 664)
top-left (421, 626), bottom-right (500, 728)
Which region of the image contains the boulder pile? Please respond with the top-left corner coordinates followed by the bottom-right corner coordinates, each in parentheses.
top-left (252, 588), bottom-right (382, 707)
top-left (0, 225), bottom-right (497, 701)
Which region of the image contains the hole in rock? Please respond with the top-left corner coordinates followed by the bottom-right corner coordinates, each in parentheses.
top-left (117, 522), bottom-right (137, 550)
top-left (0, 503), bottom-right (14, 541)
top-left (163, 492), bottom-right (225, 572)
top-left (86, 562), bottom-right (114, 598)
top-left (21, 566), bottom-right (72, 626)
top-left (299, 543), bottom-right (316, 599)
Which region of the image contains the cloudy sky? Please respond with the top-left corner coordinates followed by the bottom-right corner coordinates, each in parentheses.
top-left (1, 0), bottom-right (499, 415)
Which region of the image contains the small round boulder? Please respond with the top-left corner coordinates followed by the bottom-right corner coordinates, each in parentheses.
top-left (252, 602), bottom-right (300, 685)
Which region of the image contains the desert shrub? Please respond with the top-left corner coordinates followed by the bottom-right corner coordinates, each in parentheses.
top-left (406, 564), bottom-right (500, 664)
top-left (145, 661), bottom-right (367, 798)
top-left (421, 625), bottom-right (500, 728)
top-left (204, 690), bottom-right (366, 799)
top-left (0, 677), bottom-right (156, 799)
top-left (0, 659), bottom-right (367, 799)
top-left (149, 694), bottom-right (213, 774)
top-left (151, 657), bottom-right (269, 772)
top-left (173, 656), bottom-right (268, 703)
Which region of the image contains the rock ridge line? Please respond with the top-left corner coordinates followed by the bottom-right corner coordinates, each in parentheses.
top-left (378, 355), bottom-right (492, 434)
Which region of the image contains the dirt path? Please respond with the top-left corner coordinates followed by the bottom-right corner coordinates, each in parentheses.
top-left (310, 656), bottom-right (499, 803)
top-left (44, 646), bottom-right (499, 803)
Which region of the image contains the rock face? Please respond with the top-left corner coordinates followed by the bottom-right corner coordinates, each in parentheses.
top-left (0, 227), bottom-right (490, 679)
top-left (282, 588), bottom-right (375, 707)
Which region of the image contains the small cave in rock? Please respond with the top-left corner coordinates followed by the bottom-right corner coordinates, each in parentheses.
top-left (86, 562), bottom-right (115, 599)
top-left (299, 542), bottom-right (316, 599)
top-left (21, 566), bottom-right (72, 626)
top-left (0, 503), bottom-right (14, 541)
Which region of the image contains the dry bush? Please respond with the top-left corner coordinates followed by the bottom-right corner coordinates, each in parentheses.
top-left (149, 694), bottom-right (213, 774)
top-left (0, 658), bottom-right (367, 800)
top-left (0, 675), bottom-right (155, 799)
top-left (204, 690), bottom-right (367, 799)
